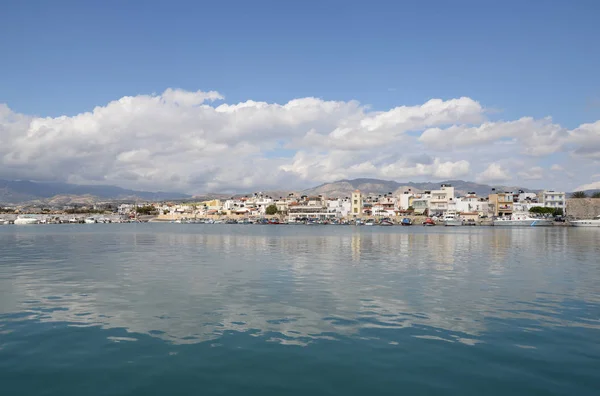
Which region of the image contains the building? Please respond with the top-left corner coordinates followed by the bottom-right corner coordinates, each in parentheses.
top-left (488, 191), bottom-right (514, 217)
top-left (351, 190), bottom-right (363, 217)
top-left (398, 191), bottom-right (416, 210)
top-left (288, 197), bottom-right (337, 221)
top-left (455, 193), bottom-right (489, 216)
top-left (429, 184), bottom-right (456, 215)
top-left (541, 190), bottom-right (566, 214)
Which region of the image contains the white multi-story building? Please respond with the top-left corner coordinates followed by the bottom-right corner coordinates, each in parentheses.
top-left (541, 190), bottom-right (566, 214)
top-left (455, 193), bottom-right (489, 216)
top-left (428, 184), bottom-right (455, 215)
top-left (398, 191), bottom-right (417, 210)
top-left (327, 198), bottom-right (351, 218)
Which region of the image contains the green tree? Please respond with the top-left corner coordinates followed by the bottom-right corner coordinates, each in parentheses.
top-left (571, 191), bottom-right (587, 198)
top-left (136, 205), bottom-right (157, 215)
top-left (592, 192), bottom-right (600, 199)
top-left (552, 208), bottom-right (564, 217)
top-left (529, 206), bottom-right (554, 215)
top-left (265, 204), bottom-right (278, 215)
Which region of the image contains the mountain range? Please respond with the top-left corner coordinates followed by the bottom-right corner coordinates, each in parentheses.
top-left (301, 178), bottom-right (538, 198)
top-left (0, 179), bottom-right (191, 205)
top-left (0, 178), bottom-right (595, 206)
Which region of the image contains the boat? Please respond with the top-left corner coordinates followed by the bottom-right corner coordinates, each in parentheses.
top-left (570, 215), bottom-right (600, 227)
top-left (442, 211), bottom-right (462, 226)
top-left (401, 218), bottom-right (412, 226)
top-left (493, 213), bottom-right (553, 227)
top-left (84, 217), bottom-right (97, 224)
top-left (267, 219), bottom-right (280, 224)
top-left (379, 218), bottom-right (394, 226)
top-left (14, 215), bottom-right (40, 225)
top-left (423, 217), bottom-right (435, 226)
top-left (364, 220), bottom-right (375, 226)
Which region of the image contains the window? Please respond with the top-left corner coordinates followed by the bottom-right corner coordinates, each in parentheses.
top-left (353, 208), bottom-right (358, 213)
top-left (354, 200), bottom-right (357, 204)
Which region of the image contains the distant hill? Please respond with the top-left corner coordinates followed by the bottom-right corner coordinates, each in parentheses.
top-left (301, 178), bottom-right (538, 198)
top-left (0, 179), bottom-right (191, 204)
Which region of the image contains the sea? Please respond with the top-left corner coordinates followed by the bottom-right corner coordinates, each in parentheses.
top-left (0, 224), bottom-right (599, 395)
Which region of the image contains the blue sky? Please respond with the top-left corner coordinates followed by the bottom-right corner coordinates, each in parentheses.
top-left (1, 0), bottom-right (599, 192)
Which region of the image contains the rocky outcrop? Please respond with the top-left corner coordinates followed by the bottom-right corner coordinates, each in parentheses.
top-left (566, 198), bottom-right (600, 219)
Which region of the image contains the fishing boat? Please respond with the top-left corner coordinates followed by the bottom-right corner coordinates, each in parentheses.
top-left (442, 211), bottom-right (462, 226)
top-left (570, 215), bottom-right (600, 227)
top-left (84, 217), bottom-right (97, 224)
top-left (268, 219), bottom-right (280, 224)
top-left (14, 215), bottom-right (40, 225)
top-left (422, 217), bottom-right (435, 226)
top-left (493, 212), bottom-right (553, 227)
top-left (401, 217), bottom-right (412, 226)
top-left (364, 219), bottom-right (375, 226)
top-left (379, 218), bottom-right (394, 226)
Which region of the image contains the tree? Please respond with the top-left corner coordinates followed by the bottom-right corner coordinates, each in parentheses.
top-left (136, 205), bottom-right (157, 215)
top-left (552, 208), bottom-right (564, 217)
top-left (571, 191), bottom-right (587, 198)
top-left (592, 192), bottom-right (600, 199)
top-left (529, 206), bottom-right (554, 215)
top-left (265, 204), bottom-right (278, 215)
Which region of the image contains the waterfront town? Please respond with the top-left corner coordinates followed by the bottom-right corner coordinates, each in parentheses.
top-left (2, 183), bottom-right (599, 226)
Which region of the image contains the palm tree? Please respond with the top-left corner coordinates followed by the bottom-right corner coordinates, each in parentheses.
top-left (571, 191), bottom-right (587, 198)
top-left (592, 192), bottom-right (600, 199)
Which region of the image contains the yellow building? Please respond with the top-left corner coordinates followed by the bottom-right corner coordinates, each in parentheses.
top-left (488, 192), bottom-right (513, 217)
top-left (198, 199), bottom-right (222, 209)
top-left (351, 190), bottom-right (363, 217)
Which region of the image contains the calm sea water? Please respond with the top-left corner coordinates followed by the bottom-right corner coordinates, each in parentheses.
top-left (1, 225), bottom-right (599, 395)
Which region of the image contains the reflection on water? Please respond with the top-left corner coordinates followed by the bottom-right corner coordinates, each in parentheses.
top-left (1, 225), bottom-right (600, 348)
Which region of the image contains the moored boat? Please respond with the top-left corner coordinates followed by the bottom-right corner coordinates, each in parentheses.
top-left (401, 217), bottom-right (412, 226)
top-left (570, 215), bottom-right (600, 227)
top-left (14, 215), bottom-right (40, 225)
top-left (423, 217), bottom-right (436, 226)
top-left (379, 218), bottom-right (394, 226)
top-left (442, 211), bottom-right (462, 226)
top-left (493, 213), bottom-right (553, 227)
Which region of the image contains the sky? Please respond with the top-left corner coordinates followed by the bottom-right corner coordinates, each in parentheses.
top-left (1, 0), bottom-right (600, 194)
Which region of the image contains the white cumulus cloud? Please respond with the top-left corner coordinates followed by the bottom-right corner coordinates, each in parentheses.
top-left (476, 163), bottom-right (512, 183)
top-left (574, 181), bottom-right (600, 191)
top-left (0, 89), bottom-right (599, 193)
top-left (518, 166), bottom-right (544, 180)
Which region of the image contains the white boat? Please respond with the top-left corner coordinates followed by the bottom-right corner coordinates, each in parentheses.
top-left (14, 215), bottom-right (40, 225)
top-left (493, 213), bottom-right (553, 227)
top-left (84, 217), bottom-right (97, 224)
top-left (570, 215), bottom-right (600, 227)
top-left (443, 211), bottom-right (462, 226)
top-left (0, 219), bottom-right (9, 225)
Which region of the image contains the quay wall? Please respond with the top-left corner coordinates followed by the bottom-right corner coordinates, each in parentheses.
top-left (566, 198), bottom-right (600, 219)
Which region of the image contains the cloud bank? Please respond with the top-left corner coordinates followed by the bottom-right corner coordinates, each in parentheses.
top-left (1, 89), bottom-right (598, 193)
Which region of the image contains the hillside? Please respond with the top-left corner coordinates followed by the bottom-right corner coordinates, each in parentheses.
top-left (302, 178), bottom-right (538, 198)
top-left (0, 179), bottom-right (191, 204)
